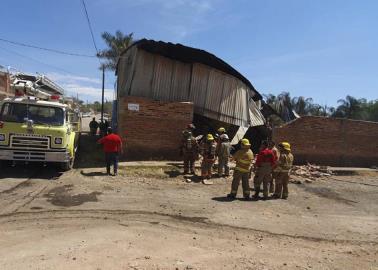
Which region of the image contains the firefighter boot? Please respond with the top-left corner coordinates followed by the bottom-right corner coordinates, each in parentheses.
top-left (252, 188), bottom-right (260, 200)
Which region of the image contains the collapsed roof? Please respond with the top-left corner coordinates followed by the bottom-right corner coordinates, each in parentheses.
top-left (116, 39), bottom-right (265, 127)
top-left (117, 39), bottom-right (262, 101)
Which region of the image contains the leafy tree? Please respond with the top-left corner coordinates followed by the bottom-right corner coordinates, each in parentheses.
top-left (264, 92), bottom-right (378, 122)
top-left (365, 100), bottom-right (378, 122)
top-left (97, 30), bottom-right (134, 71)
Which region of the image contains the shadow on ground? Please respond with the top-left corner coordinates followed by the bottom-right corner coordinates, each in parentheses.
top-left (0, 163), bottom-right (62, 180)
top-left (80, 170), bottom-right (108, 177)
top-left (74, 134), bottom-right (105, 169)
top-left (164, 170), bottom-right (182, 178)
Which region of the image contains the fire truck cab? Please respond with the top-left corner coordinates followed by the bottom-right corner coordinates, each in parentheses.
top-left (0, 73), bottom-right (81, 171)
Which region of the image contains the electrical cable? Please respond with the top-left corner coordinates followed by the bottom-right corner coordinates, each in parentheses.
top-left (80, 0), bottom-right (99, 55)
top-left (0, 45), bottom-right (91, 78)
top-left (0, 37), bottom-right (96, 58)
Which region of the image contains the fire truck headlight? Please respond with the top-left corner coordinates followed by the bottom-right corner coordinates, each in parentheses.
top-left (54, 137), bottom-right (63, 144)
top-left (0, 134), bottom-right (5, 141)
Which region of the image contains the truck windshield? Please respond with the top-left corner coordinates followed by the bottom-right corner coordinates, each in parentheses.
top-left (0, 103), bottom-right (64, 126)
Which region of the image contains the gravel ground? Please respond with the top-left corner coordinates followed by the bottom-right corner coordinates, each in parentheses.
top-left (0, 161), bottom-right (377, 270)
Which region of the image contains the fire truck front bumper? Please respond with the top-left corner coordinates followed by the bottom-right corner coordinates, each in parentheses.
top-left (0, 149), bottom-right (71, 162)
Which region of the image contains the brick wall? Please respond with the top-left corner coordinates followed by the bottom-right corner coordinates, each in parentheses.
top-left (273, 116), bottom-right (378, 167)
top-left (118, 96), bottom-right (193, 160)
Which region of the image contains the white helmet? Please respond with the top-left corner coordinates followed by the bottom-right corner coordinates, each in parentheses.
top-left (220, 134), bottom-right (229, 140)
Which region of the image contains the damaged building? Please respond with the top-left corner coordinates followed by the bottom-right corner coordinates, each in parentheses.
top-left (115, 39), bottom-right (267, 160)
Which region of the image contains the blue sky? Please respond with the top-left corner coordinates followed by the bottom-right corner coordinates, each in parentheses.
top-left (0, 0), bottom-right (377, 106)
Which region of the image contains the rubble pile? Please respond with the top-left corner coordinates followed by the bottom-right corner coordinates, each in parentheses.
top-left (291, 163), bottom-right (334, 180)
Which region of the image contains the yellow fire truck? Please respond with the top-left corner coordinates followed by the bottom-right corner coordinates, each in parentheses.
top-left (0, 73), bottom-right (81, 171)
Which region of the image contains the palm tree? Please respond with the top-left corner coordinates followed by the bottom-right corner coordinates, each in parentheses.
top-left (264, 92), bottom-right (298, 122)
top-left (292, 96), bottom-right (315, 115)
top-left (335, 95), bottom-right (363, 119)
top-left (97, 30), bottom-right (134, 71)
top-left (263, 94), bottom-right (277, 105)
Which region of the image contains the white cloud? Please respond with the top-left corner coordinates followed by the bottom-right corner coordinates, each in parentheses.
top-left (46, 72), bottom-right (101, 85)
top-left (46, 72), bottom-right (114, 101)
top-left (95, 0), bottom-right (219, 41)
top-left (157, 0), bottom-right (216, 40)
top-left (63, 83), bottom-right (114, 100)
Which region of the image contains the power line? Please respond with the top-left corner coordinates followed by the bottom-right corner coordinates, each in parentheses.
top-left (0, 37), bottom-right (96, 58)
top-left (0, 45), bottom-right (89, 77)
top-left (80, 0), bottom-right (99, 55)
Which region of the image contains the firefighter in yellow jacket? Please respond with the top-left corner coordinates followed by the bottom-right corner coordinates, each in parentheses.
top-left (227, 138), bottom-right (254, 200)
top-left (273, 142), bottom-right (294, 199)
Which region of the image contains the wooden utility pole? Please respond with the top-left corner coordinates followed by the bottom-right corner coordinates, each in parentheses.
top-left (101, 65), bottom-right (105, 122)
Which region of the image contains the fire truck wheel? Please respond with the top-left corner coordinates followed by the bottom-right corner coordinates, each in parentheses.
top-left (60, 156), bottom-right (75, 171)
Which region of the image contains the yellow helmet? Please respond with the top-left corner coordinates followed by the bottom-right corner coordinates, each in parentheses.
top-left (207, 134), bottom-right (214, 141)
top-left (241, 138), bottom-right (251, 147)
top-left (217, 127), bottom-right (226, 133)
top-left (280, 142), bottom-right (291, 151)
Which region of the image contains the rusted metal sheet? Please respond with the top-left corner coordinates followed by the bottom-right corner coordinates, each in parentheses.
top-left (117, 46), bottom-right (137, 97)
top-left (129, 51), bottom-right (192, 102)
top-left (203, 69), bottom-right (225, 120)
top-left (189, 63), bottom-right (209, 111)
top-left (151, 55), bottom-right (174, 100)
top-left (129, 49), bottom-right (154, 97)
top-left (249, 100), bottom-right (265, 127)
top-left (170, 61), bottom-right (191, 101)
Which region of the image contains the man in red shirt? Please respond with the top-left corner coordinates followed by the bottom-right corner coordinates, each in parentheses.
top-left (253, 140), bottom-right (275, 200)
top-left (97, 127), bottom-right (123, 176)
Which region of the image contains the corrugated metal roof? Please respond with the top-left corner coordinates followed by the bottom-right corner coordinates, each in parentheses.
top-left (117, 39), bottom-right (262, 101)
top-left (118, 49), bottom-right (266, 127)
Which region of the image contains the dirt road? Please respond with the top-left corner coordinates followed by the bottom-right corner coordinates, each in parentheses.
top-left (0, 163), bottom-right (377, 270)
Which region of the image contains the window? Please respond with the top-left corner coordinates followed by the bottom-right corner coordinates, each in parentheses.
top-left (0, 103), bottom-right (64, 126)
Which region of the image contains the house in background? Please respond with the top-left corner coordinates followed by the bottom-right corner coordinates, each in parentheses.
top-left (115, 39), bottom-right (267, 159)
top-left (0, 70), bottom-right (13, 100)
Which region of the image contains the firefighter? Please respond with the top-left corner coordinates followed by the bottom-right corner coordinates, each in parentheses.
top-left (217, 127), bottom-right (226, 137)
top-left (273, 142), bottom-right (294, 199)
top-left (227, 138), bottom-right (254, 200)
top-left (200, 134), bottom-right (217, 182)
top-left (217, 134), bottom-right (231, 177)
top-left (215, 127), bottom-right (226, 155)
top-left (253, 141), bottom-right (275, 200)
top-left (180, 130), bottom-right (199, 174)
top-left (268, 141), bottom-right (280, 194)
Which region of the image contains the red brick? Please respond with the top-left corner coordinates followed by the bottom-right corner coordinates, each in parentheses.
top-left (273, 116), bottom-right (378, 167)
top-left (118, 96), bottom-right (193, 160)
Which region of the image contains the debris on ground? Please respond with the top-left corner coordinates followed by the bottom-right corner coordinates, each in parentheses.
top-left (291, 164), bottom-right (334, 180)
top-left (202, 179), bottom-right (214, 185)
